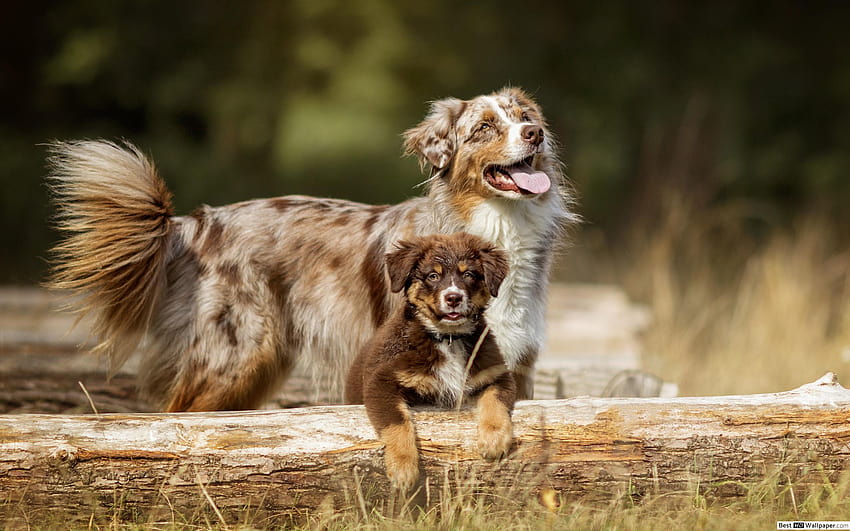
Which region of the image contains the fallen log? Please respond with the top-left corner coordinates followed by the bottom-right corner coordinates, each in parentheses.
top-left (1, 373), bottom-right (849, 523)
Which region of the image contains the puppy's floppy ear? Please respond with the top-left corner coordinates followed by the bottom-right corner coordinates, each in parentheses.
top-left (403, 97), bottom-right (466, 172)
top-left (386, 240), bottom-right (424, 293)
top-left (479, 246), bottom-right (509, 298)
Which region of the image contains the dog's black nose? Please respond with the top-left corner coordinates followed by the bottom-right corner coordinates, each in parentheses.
top-left (521, 124), bottom-right (544, 146)
top-left (444, 292), bottom-right (463, 307)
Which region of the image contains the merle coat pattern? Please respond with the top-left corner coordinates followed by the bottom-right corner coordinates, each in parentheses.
top-left (47, 87), bottom-right (576, 411)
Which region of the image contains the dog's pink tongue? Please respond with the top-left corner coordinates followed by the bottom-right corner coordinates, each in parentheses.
top-left (507, 163), bottom-right (550, 194)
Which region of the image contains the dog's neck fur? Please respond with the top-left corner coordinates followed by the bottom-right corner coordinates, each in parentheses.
top-left (426, 330), bottom-right (469, 343)
top-left (400, 305), bottom-right (487, 408)
top-left (406, 181), bottom-right (572, 372)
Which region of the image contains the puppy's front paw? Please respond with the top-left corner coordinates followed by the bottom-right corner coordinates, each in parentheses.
top-left (385, 448), bottom-right (419, 492)
top-left (477, 418), bottom-right (513, 460)
top-left (381, 422), bottom-right (420, 491)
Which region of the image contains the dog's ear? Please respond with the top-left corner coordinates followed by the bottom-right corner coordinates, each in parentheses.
top-left (386, 240), bottom-right (424, 293)
top-left (479, 246), bottom-right (509, 298)
top-left (403, 98), bottom-right (466, 172)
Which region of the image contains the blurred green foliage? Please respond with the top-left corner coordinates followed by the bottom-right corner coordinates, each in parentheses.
top-left (1, 1), bottom-right (848, 282)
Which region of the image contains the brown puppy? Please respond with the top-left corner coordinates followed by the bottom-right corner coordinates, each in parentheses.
top-left (346, 233), bottom-right (515, 491)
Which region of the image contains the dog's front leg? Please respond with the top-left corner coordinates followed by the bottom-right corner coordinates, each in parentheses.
top-left (364, 375), bottom-right (420, 491)
top-left (476, 371), bottom-right (515, 460)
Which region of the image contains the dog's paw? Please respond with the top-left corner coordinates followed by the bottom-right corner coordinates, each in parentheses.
top-left (477, 418), bottom-right (513, 460)
top-left (385, 450), bottom-right (419, 492)
top-left (381, 421), bottom-right (420, 491)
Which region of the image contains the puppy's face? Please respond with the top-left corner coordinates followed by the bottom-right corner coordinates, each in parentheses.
top-left (404, 87), bottom-right (555, 203)
top-left (386, 233), bottom-right (509, 335)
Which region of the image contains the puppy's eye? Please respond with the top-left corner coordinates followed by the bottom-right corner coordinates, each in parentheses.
top-left (463, 271), bottom-right (476, 280)
top-left (521, 112), bottom-right (531, 122)
top-left (427, 272), bottom-right (440, 282)
top-left (479, 123), bottom-right (490, 131)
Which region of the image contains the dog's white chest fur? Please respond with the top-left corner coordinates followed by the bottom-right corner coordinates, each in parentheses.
top-left (465, 197), bottom-right (559, 367)
top-left (433, 340), bottom-right (470, 408)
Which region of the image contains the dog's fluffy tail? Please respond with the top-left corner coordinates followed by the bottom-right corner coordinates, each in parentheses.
top-left (46, 140), bottom-right (174, 371)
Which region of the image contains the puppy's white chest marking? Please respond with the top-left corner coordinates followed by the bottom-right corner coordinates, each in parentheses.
top-left (434, 340), bottom-right (469, 408)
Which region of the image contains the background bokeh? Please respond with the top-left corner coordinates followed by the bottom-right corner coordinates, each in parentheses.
top-left (2, 1), bottom-right (849, 394)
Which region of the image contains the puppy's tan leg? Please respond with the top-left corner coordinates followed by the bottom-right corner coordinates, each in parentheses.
top-left (476, 376), bottom-right (515, 460)
top-left (379, 408), bottom-right (419, 492)
top-left (363, 373), bottom-right (420, 491)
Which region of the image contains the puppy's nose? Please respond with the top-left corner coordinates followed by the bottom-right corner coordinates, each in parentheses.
top-left (444, 292), bottom-right (463, 308)
top-left (521, 124), bottom-right (544, 146)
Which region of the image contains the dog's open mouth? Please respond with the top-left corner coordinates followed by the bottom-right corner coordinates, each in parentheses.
top-left (484, 156), bottom-right (551, 195)
top-left (441, 312), bottom-right (465, 322)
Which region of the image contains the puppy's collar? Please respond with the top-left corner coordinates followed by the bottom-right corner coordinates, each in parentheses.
top-left (427, 331), bottom-right (471, 344)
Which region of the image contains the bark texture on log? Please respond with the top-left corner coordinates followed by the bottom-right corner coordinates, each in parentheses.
top-left (1, 374), bottom-right (849, 521)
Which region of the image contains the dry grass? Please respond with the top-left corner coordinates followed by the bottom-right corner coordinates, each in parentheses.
top-left (301, 461), bottom-right (850, 530)
top-left (5, 468), bottom-right (850, 530)
top-left (587, 194), bottom-right (850, 396)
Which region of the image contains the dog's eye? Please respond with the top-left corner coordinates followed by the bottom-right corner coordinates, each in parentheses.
top-left (463, 271), bottom-right (476, 280)
top-left (521, 112), bottom-right (531, 122)
top-left (427, 272), bottom-right (440, 282)
top-left (479, 122), bottom-right (490, 131)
